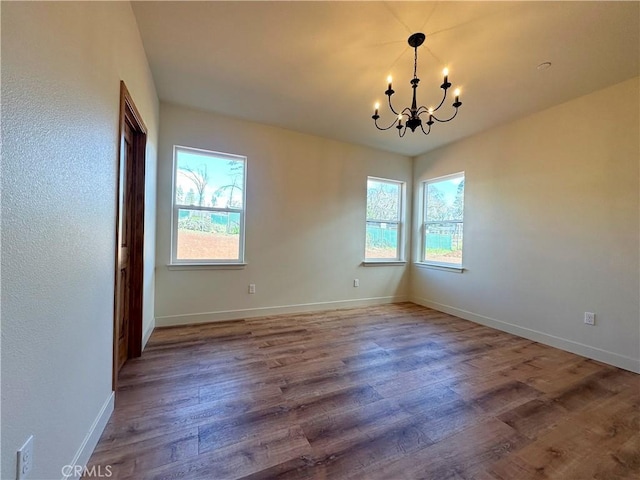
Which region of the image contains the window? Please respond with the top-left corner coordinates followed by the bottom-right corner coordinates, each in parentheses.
top-left (172, 146), bottom-right (246, 264)
top-left (422, 172), bottom-right (464, 267)
top-left (365, 177), bottom-right (405, 261)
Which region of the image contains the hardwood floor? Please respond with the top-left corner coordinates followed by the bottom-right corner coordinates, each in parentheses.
top-left (88, 303), bottom-right (640, 479)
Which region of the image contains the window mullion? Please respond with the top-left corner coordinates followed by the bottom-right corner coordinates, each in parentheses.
top-left (425, 219), bottom-right (463, 225)
top-left (367, 219), bottom-right (401, 225)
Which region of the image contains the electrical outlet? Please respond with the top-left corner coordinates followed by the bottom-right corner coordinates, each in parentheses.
top-left (17, 435), bottom-right (34, 480)
top-left (584, 312), bottom-right (596, 326)
top-left (248, 284), bottom-right (256, 294)
top-left (353, 279), bottom-right (359, 287)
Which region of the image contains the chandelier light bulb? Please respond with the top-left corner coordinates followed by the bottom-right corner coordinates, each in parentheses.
top-left (443, 68), bottom-right (449, 76)
top-left (453, 88), bottom-right (461, 107)
top-left (387, 75), bottom-right (393, 84)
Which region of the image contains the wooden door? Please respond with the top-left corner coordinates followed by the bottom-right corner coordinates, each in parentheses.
top-left (113, 81), bottom-right (147, 390)
top-left (116, 120), bottom-right (135, 372)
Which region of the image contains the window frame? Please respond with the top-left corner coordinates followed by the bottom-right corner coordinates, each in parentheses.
top-left (420, 171), bottom-right (465, 269)
top-left (170, 145), bottom-right (247, 266)
top-left (364, 176), bottom-right (406, 263)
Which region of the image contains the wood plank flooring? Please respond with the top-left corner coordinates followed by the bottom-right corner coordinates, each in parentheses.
top-left (87, 303), bottom-right (640, 479)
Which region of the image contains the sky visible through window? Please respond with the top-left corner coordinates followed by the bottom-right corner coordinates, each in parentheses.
top-left (367, 179), bottom-right (400, 221)
top-left (430, 176), bottom-right (463, 208)
top-left (175, 149), bottom-right (244, 209)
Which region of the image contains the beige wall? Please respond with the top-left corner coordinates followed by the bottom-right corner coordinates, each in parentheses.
top-left (155, 103), bottom-right (412, 325)
top-left (1, 2), bottom-right (159, 478)
top-left (411, 77), bottom-right (640, 372)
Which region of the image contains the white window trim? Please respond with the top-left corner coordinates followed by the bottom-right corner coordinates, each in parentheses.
top-left (414, 262), bottom-right (464, 273)
top-left (167, 263), bottom-right (247, 271)
top-left (170, 145), bottom-right (247, 266)
top-left (419, 171), bottom-right (464, 270)
top-left (362, 260), bottom-right (407, 267)
top-left (365, 176), bottom-right (406, 263)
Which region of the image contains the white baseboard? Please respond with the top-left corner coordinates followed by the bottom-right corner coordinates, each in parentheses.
top-left (412, 296), bottom-right (640, 374)
top-left (155, 295), bottom-right (408, 327)
top-left (142, 317), bottom-right (155, 350)
top-left (61, 392), bottom-right (114, 480)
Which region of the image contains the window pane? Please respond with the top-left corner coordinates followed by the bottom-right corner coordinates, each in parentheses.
top-left (424, 222), bottom-right (463, 265)
top-left (177, 209), bottom-right (241, 260)
top-left (366, 222), bottom-right (399, 259)
top-left (176, 150), bottom-right (244, 209)
top-left (367, 179), bottom-right (400, 221)
top-left (426, 177), bottom-right (464, 222)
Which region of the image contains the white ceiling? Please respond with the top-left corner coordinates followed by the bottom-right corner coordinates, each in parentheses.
top-left (131, 1), bottom-right (639, 156)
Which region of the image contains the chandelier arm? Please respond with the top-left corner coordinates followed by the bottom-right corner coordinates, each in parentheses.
top-left (433, 88), bottom-right (449, 112)
top-left (420, 122), bottom-right (432, 135)
top-left (374, 116), bottom-right (400, 131)
top-left (401, 107), bottom-right (412, 116)
top-left (416, 106), bottom-right (429, 116)
top-left (387, 96), bottom-right (400, 116)
top-left (432, 108), bottom-right (460, 123)
top-left (398, 125), bottom-right (407, 138)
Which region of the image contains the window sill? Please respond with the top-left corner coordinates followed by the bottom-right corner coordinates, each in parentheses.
top-left (414, 262), bottom-right (464, 273)
top-left (362, 260), bottom-right (407, 267)
top-left (167, 263), bottom-right (247, 271)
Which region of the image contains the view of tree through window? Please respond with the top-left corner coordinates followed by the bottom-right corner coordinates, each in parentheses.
top-left (365, 178), bottom-right (404, 260)
top-left (423, 173), bottom-right (464, 266)
top-left (173, 147), bottom-right (246, 263)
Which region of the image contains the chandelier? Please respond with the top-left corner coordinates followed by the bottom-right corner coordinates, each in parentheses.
top-left (372, 32), bottom-right (462, 137)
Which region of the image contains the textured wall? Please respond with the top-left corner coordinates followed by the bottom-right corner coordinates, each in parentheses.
top-left (411, 77), bottom-right (640, 372)
top-left (1, 2), bottom-right (158, 478)
top-left (155, 103), bottom-right (412, 325)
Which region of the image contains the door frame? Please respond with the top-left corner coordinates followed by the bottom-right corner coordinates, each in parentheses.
top-left (112, 81), bottom-right (147, 391)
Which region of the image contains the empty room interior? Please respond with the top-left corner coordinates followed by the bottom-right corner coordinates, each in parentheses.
top-left (2, 1), bottom-right (639, 479)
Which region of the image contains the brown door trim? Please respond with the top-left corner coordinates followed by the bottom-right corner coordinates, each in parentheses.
top-left (113, 81), bottom-right (147, 391)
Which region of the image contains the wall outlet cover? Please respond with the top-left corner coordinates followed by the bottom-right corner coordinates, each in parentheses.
top-left (584, 312), bottom-right (596, 325)
top-left (17, 435), bottom-right (34, 480)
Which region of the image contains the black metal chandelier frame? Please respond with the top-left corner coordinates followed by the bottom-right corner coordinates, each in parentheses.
top-left (372, 32), bottom-right (462, 137)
